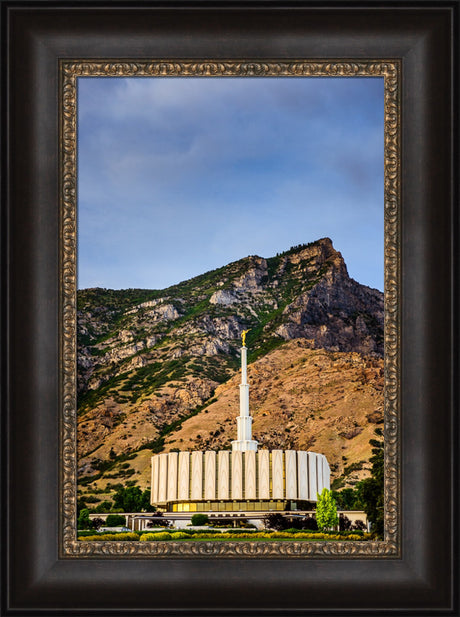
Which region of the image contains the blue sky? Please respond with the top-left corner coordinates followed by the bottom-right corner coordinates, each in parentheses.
top-left (77, 76), bottom-right (384, 291)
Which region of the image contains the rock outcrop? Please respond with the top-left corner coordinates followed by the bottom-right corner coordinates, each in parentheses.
top-left (76, 238), bottom-right (384, 497)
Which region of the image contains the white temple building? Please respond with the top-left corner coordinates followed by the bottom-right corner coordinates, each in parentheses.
top-left (151, 334), bottom-right (330, 515)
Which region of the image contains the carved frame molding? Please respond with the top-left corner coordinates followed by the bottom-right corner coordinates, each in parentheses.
top-left (60, 60), bottom-right (400, 558)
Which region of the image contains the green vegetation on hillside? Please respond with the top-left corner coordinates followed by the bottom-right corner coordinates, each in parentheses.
top-left (77, 240), bottom-right (385, 502)
top-left (332, 429), bottom-right (384, 538)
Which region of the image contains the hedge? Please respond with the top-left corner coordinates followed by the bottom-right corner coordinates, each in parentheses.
top-left (140, 532), bottom-right (172, 541)
top-left (79, 531), bottom-right (371, 542)
top-left (78, 532), bottom-right (138, 541)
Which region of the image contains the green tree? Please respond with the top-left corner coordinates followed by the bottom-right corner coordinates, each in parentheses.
top-left (332, 487), bottom-right (360, 510)
top-left (355, 428), bottom-right (384, 538)
top-left (92, 500), bottom-right (113, 513)
top-left (141, 489), bottom-right (151, 511)
top-left (77, 508), bottom-right (91, 530)
top-left (316, 488), bottom-right (339, 531)
top-left (77, 497), bottom-right (87, 516)
top-left (105, 514), bottom-right (126, 527)
top-left (191, 513), bottom-right (209, 526)
top-left (112, 486), bottom-right (152, 512)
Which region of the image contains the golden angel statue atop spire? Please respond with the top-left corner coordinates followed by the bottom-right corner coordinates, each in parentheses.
top-left (241, 329), bottom-right (250, 347)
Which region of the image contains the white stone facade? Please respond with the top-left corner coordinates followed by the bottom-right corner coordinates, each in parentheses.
top-left (151, 449), bottom-right (330, 506)
top-left (151, 341), bottom-right (331, 511)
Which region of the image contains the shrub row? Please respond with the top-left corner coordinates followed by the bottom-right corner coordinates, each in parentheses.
top-left (140, 532), bottom-right (190, 541)
top-left (78, 532), bottom-right (139, 541)
top-left (79, 531), bottom-right (370, 542)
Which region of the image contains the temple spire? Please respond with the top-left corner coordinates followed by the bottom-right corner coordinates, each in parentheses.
top-left (231, 331), bottom-right (258, 452)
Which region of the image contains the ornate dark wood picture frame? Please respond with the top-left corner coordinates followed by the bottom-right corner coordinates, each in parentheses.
top-left (62, 59), bottom-right (399, 558)
top-left (2, 2), bottom-right (458, 614)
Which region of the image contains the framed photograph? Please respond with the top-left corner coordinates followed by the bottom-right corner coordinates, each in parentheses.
top-left (69, 61), bottom-right (393, 558)
top-left (2, 1), bottom-right (458, 614)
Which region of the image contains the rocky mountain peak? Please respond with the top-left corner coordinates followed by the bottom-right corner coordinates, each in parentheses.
top-left (281, 238), bottom-right (348, 278)
top-left (76, 239), bottom-right (384, 490)
top-left (77, 239), bottom-right (383, 401)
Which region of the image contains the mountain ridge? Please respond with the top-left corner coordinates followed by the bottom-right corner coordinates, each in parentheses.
top-left (77, 238), bottom-right (384, 500)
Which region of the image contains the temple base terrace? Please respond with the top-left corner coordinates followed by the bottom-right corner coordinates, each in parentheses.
top-left (89, 510), bottom-right (369, 531)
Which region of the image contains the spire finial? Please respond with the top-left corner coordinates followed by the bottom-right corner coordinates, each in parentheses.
top-left (232, 330), bottom-right (258, 452)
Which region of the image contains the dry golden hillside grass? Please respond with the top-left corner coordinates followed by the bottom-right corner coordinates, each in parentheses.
top-left (163, 339), bottom-right (383, 488)
top-left (78, 339), bottom-right (383, 499)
